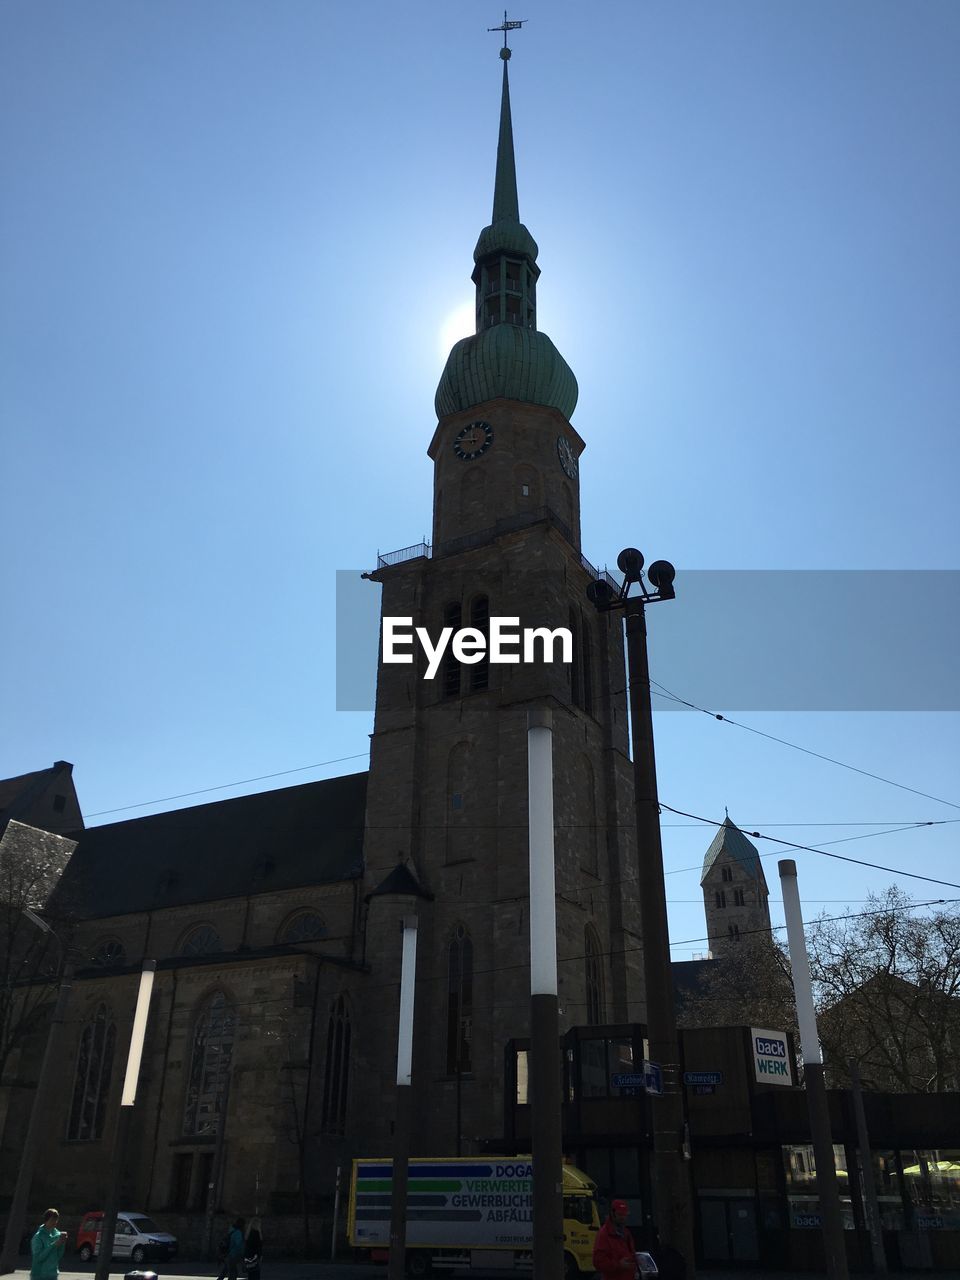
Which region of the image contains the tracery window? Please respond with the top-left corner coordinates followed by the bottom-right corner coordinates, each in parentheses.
top-left (67, 1003), bottom-right (116, 1140)
top-left (180, 924), bottom-right (222, 957)
top-left (446, 925), bottom-right (473, 1074)
top-left (183, 991), bottom-right (235, 1136)
top-left (321, 995), bottom-right (351, 1135)
top-left (585, 926), bottom-right (605, 1024)
top-left (442, 602), bottom-right (462, 699)
top-left (279, 911), bottom-right (328, 944)
top-left (92, 938), bottom-right (126, 967)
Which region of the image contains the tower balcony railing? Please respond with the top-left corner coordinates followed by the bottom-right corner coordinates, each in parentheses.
top-left (375, 512), bottom-right (622, 588)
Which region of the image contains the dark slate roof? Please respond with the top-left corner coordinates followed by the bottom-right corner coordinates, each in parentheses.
top-left (47, 771), bottom-right (368, 920)
top-left (700, 816), bottom-right (767, 887)
top-left (365, 862), bottom-right (434, 903)
top-left (0, 760), bottom-right (77, 834)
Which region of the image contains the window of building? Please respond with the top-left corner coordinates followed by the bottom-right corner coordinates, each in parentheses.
top-left (446, 925), bottom-right (474, 1074)
top-left (715, 891), bottom-right (726, 909)
top-left (279, 911), bottom-right (327, 944)
top-left (721, 866), bottom-right (733, 883)
top-left (180, 924), bottom-right (222, 957)
top-left (734, 888), bottom-right (745, 907)
top-left (321, 995), bottom-right (351, 1135)
top-left (92, 938), bottom-right (126, 967)
top-left (470, 595), bottom-right (489, 692)
top-left (442, 602), bottom-right (462, 698)
top-left (67, 1003), bottom-right (116, 1141)
top-left (585, 926), bottom-right (605, 1024)
top-left (728, 924), bottom-right (740, 942)
top-left (183, 991), bottom-right (235, 1136)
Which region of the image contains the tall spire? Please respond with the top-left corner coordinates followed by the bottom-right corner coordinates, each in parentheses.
top-left (492, 50), bottom-right (520, 224)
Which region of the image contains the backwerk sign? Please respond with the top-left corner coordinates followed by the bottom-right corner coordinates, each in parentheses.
top-left (751, 1027), bottom-right (793, 1086)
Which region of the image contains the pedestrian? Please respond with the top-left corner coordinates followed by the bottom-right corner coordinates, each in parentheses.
top-left (593, 1198), bottom-right (638, 1280)
top-left (216, 1218), bottom-right (246, 1280)
top-left (244, 1217), bottom-right (262, 1280)
top-left (30, 1210), bottom-right (67, 1280)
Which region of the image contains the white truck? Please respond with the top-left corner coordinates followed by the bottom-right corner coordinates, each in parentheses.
top-left (348, 1156), bottom-right (600, 1278)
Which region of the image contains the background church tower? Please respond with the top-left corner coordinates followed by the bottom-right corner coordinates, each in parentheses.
top-left (700, 815), bottom-right (772, 956)
top-left (355, 42), bottom-right (645, 1156)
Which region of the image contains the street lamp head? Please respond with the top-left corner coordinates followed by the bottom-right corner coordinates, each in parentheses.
top-left (586, 578), bottom-right (615, 610)
top-left (646, 559), bottom-right (676, 600)
top-left (616, 547), bottom-right (645, 582)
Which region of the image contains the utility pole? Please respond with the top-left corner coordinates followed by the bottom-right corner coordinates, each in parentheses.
top-left (848, 1060), bottom-right (887, 1273)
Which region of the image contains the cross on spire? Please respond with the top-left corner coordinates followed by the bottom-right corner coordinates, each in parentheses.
top-left (488, 10), bottom-right (527, 55)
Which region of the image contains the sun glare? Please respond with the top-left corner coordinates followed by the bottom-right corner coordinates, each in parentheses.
top-left (438, 300), bottom-right (476, 360)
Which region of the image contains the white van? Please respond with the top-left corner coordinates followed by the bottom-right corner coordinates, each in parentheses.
top-left (77, 1211), bottom-right (178, 1262)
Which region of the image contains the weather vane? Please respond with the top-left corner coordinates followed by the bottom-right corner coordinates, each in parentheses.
top-left (488, 10), bottom-right (527, 54)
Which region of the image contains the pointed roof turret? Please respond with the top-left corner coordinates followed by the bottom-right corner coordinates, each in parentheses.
top-left (700, 815), bottom-right (768, 887)
top-left (435, 39), bottom-right (577, 422)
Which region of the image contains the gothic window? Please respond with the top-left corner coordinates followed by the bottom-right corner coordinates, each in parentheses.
top-left (67, 1003), bottom-right (116, 1141)
top-left (92, 938), bottom-right (126, 967)
top-left (183, 990), bottom-right (235, 1136)
top-left (575, 754), bottom-right (600, 878)
top-left (321, 995), bottom-right (351, 1135)
top-left (279, 911), bottom-right (328, 944)
top-left (733, 888), bottom-right (745, 907)
top-left (721, 866), bottom-right (733, 883)
top-left (715, 891), bottom-right (726, 909)
top-left (581, 612), bottom-right (594, 717)
top-left (585, 926), bottom-right (605, 1024)
top-left (446, 742), bottom-right (476, 864)
top-left (568, 607), bottom-right (581, 709)
top-left (728, 924), bottom-right (741, 943)
top-left (470, 595), bottom-right (489, 692)
top-left (446, 926), bottom-right (473, 1074)
top-left (442, 602), bottom-right (462, 699)
top-left (180, 924), bottom-right (222, 957)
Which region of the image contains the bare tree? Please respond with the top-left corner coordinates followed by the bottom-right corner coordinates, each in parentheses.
top-left (810, 887), bottom-right (960, 1092)
top-left (0, 820), bottom-right (76, 1083)
top-left (678, 935), bottom-right (798, 1039)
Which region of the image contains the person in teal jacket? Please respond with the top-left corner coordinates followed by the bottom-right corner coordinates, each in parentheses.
top-left (30, 1210), bottom-right (67, 1280)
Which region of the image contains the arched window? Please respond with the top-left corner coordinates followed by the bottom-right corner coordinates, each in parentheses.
top-left (446, 742), bottom-right (476, 864)
top-left (179, 924), bottom-right (222, 957)
top-left (442, 602), bottom-right (462, 699)
top-left (568, 607), bottom-right (581, 709)
top-left (470, 595), bottom-right (489, 692)
top-left (585, 927), bottom-right (605, 1024)
top-left (580, 612), bottom-right (594, 717)
top-left (446, 925), bottom-right (474, 1074)
top-left (183, 991), bottom-right (235, 1136)
top-left (321, 995), bottom-right (351, 1135)
top-left (575, 755), bottom-right (600, 878)
top-left (92, 938), bottom-right (126, 967)
top-left (279, 911), bottom-right (328, 944)
top-left (67, 1003), bottom-right (116, 1140)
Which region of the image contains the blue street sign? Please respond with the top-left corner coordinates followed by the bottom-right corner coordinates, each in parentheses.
top-left (683, 1071), bottom-right (724, 1086)
top-left (611, 1073), bottom-right (646, 1089)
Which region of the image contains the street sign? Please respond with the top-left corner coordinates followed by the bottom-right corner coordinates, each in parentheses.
top-left (683, 1071), bottom-right (723, 1086)
top-left (611, 1073), bottom-right (646, 1089)
top-left (643, 1060), bottom-right (663, 1096)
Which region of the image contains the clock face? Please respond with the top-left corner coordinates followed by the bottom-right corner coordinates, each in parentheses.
top-left (557, 435), bottom-right (578, 479)
top-left (453, 420), bottom-right (494, 461)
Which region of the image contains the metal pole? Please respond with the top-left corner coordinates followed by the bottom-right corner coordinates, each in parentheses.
top-left (331, 1165), bottom-right (341, 1261)
top-left (623, 604), bottom-right (695, 1277)
top-left (527, 708), bottom-right (564, 1280)
top-left (848, 1060), bottom-right (887, 1273)
top-left (778, 861), bottom-right (849, 1280)
top-left (94, 962), bottom-right (156, 1280)
top-left (0, 963), bottom-right (74, 1274)
top-left (387, 915), bottom-right (419, 1280)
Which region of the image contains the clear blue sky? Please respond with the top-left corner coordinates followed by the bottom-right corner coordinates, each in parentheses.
top-left (2, 1), bottom-right (958, 956)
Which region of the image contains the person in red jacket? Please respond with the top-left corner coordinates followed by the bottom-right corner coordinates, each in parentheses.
top-left (593, 1199), bottom-right (637, 1280)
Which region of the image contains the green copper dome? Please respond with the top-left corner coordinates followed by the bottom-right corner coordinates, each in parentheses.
top-left (474, 217), bottom-right (538, 264)
top-left (435, 324), bottom-right (578, 420)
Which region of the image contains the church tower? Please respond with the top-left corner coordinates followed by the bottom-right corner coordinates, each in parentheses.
top-left (355, 42), bottom-right (644, 1156)
top-left (700, 815), bottom-right (772, 956)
